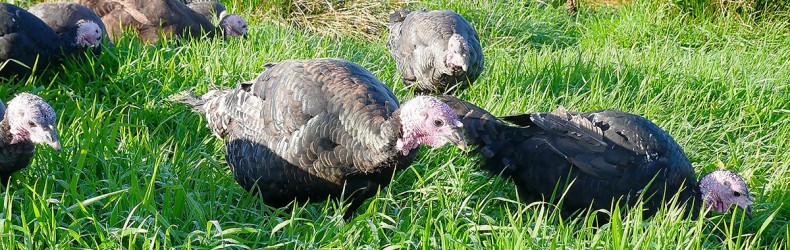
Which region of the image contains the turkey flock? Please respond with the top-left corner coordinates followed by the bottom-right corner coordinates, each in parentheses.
top-left (1, 1), bottom-right (753, 224)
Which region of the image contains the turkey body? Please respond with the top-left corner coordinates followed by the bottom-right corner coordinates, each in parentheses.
top-left (180, 0), bottom-right (227, 21)
top-left (0, 100), bottom-right (35, 185)
top-left (441, 96), bottom-right (702, 220)
top-left (388, 9), bottom-right (484, 94)
top-left (0, 3), bottom-right (61, 79)
top-left (179, 58), bottom-right (418, 216)
top-left (28, 2), bottom-right (110, 56)
top-left (76, 0), bottom-right (218, 43)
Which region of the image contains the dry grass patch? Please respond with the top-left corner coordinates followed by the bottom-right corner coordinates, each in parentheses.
top-left (262, 0), bottom-right (413, 40)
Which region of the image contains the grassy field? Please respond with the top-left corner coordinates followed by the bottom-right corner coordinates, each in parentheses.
top-left (2, 0), bottom-right (789, 248)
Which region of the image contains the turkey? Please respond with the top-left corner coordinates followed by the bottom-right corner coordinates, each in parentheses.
top-left (28, 2), bottom-right (109, 56)
top-left (0, 3), bottom-right (61, 79)
top-left (439, 96), bottom-right (753, 221)
top-left (0, 93), bottom-right (62, 186)
top-left (172, 58), bottom-right (467, 218)
top-left (387, 9), bottom-right (484, 94)
top-left (76, 0), bottom-right (247, 44)
top-left (179, 0), bottom-right (248, 38)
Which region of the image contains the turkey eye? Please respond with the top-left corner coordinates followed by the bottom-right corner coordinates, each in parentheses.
top-left (28, 121), bottom-right (36, 127)
top-left (733, 191), bottom-right (741, 197)
top-left (433, 119), bottom-right (444, 127)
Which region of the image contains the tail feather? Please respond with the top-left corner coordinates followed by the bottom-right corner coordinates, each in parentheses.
top-left (170, 88), bottom-right (234, 138)
top-left (169, 88), bottom-right (229, 113)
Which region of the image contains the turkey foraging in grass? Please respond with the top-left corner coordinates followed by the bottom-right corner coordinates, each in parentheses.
top-left (28, 2), bottom-right (109, 56)
top-left (180, 0), bottom-right (248, 38)
top-left (76, 0), bottom-right (247, 44)
top-left (0, 93), bottom-right (61, 186)
top-left (172, 58), bottom-right (467, 218)
top-left (387, 9), bottom-right (484, 94)
top-left (440, 96), bottom-right (753, 221)
top-left (0, 3), bottom-right (61, 79)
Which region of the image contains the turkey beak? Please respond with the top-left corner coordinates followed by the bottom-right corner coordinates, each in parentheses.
top-left (745, 205), bottom-right (753, 220)
top-left (46, 126), bottom-right (61, 151)
top-left (448, 126), bottom-right (467, 150)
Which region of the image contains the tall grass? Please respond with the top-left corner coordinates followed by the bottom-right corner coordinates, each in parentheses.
top-left (1, 0), bottom-right (788, 248)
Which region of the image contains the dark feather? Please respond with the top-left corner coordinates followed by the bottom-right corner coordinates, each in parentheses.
top-left (0, 3), bottom-right (61, 79)
top-left (28, 2), bottom-right (111, 56)
top-left (451, 98), bottom-right (701, 221)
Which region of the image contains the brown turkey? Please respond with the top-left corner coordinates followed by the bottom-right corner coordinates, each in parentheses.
top-left (76, 0), bottom-right (247, 44)
top-left (0, 93), bottom-right (62, 186)
top-left (172, 58), bottom-right (467, 218)
top-left (440, 96), bottom-right (753, 222)
top-left (387, 9), bottom-right (484, 94)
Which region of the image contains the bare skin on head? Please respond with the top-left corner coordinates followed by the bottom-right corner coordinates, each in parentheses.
top-left (220, 14), bottom-right (248, 38)
top-left (445, 33), bottom-right (470, 73)
top-left (699, 170), bottom-right (753, 218)
top-left (396, 96), bottom-right (467, 155)
top-left (5, 93), bottom-right (61, 151)
top-left (75, 20), bottom-right (102, 47)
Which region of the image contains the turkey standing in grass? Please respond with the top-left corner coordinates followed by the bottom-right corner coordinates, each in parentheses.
top-left (172, 58), bottom-right (467, 217)
top-left (387, 9), bottom-right (484, 94)
top-left (439, 96), bottom-right (753, 221)
top-left (76, 0), bottom-right (247, 44)
top-left (28, 2), bottom-right (108, 56)
top-left (0, 3), bottom-right (61, 79)
top-left (0, 93), bottom-right (62, 186)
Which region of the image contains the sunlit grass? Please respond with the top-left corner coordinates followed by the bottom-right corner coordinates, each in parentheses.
top-left (1, 0), bottom-right (788, 248)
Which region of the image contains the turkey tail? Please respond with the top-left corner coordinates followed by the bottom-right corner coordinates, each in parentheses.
top-left (169, 88), bottom-right (235, 138)
top-left (169, 88), bottom-right (228, 114)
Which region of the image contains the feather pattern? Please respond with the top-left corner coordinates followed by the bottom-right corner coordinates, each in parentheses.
top-left (441, 96), bottom-right (702, 221)
top-left (76, 0), bottom-right (221, 43)
top-left (175, 58), bottom-right (420, 217)
top-left (387, 9), bottom-right (484, 94)
top-left (0, 3), bottom-right (62, 79)
top-left (28, 2), bottom-right (111, 56)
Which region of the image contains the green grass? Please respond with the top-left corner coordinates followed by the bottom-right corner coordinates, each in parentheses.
top-left (2, 0), bottom-right (789, 248)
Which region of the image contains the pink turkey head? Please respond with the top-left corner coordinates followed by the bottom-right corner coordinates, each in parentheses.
top-left (5, 93), bottom-right (61, 151)
top-left (445, 33), bottom-right (469, 73)
top-left (75, 20), bottom-right (102, 47)
top-left (699, 170), bottom-right (753, 219)
top-left (220, 13), bottom-right (248, 38)
top-left (396, 96), bottom-right (466, 155)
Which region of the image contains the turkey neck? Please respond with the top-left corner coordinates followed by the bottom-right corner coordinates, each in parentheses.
top-left (0, 118), bottom-right (34, 156)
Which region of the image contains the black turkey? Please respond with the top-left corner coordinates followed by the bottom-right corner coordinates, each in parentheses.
top-left (76, 0), bottom-right (247, 44)
top-left (0, 93), bottom-right (61, 186)
top-left (387, 9), bottom-right (484, 94)
top-left (0, 3), bottom-right (61, 79)
top-left (173, 58), bottom-right (467, 217)
top-left (440, 96), bottom-right (753, 221)
top-left (28, 2), bottom-right (110, 56)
